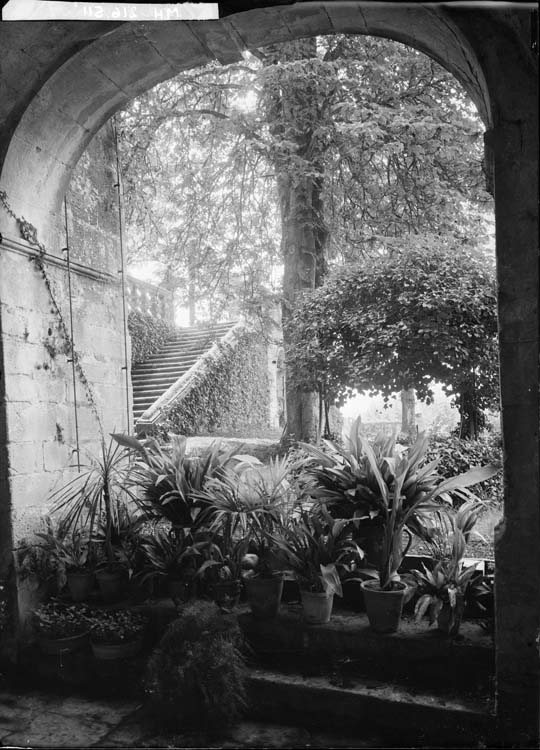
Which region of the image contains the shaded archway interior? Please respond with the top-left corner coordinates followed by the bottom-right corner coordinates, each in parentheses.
top-left (0, 3), bottom-right (491, 249)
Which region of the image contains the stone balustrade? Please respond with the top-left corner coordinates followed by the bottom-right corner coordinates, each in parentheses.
top-left (126, 276), bottom-right (174, 324)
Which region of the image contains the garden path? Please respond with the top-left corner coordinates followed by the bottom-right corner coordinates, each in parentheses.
top-left (0, 687), bottom-right (382, 749)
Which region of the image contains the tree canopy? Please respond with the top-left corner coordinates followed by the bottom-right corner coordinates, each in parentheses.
top-left (284, 236), bottom-right (498, 438)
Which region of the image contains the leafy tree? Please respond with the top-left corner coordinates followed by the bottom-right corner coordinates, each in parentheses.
top-left (285, 236), bottom-right (498, 440)
top-left (118, 35), bottom-right (493, 440)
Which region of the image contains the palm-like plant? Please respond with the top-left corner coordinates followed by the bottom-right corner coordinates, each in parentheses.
top-left (49, 438), bottom-right (136, 570)
top-left (274, 506), bottom-right (364, 595)
top-left (112, 433), bottom-right (254, 530)
top-left (357, 435), bottom-right (498, 589)
top-left (412, 503), bottom-right (487, 633)
top-left (194, 454), bottom-right (307, 577)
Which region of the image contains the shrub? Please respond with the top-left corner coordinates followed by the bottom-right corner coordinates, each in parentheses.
top-left (145, 600), bottom-right (247, 732)
top-left (33, 601), bottom-right (89, 639)
top-left (128, 310), bottom-right (176, 365)
top-left (86, 609), bottom-right (147, 644)
top-left (425, 434), bottom-right (503, 506)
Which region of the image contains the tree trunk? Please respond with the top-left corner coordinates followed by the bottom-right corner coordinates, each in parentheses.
top-left (263, 39), bottom-right (329, 442)
top-left (457, 383), bottom-right (484, 439)
top-left (400, 388), bottom-right (416, 441)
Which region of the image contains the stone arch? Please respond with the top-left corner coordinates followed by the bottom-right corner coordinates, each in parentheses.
top-left (0, 5), bottom-right (492, 247)
top-left (0, 5), bottom-right (537, 746)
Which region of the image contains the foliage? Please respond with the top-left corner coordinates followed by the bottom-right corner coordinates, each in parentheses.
top-left (286, 238), bottom-right (498, 438)
top-left (412, 503), bottom-right (488, 631)
top-left (128, 310), bottom-right (176, 365)
top-left (113, 433), bottom-right (253, 528)
top-left (49, 438), bottom-right (135, 570)
top-left (194, 453), bottom-right (306, 576)
top-left (33, 601), bottom-right (89, 639)
top-left (118, 36), bottom-right (490, 325)
top-left (425, 434), bottom-right (503, 506)
top-left (138, 524), bottom-right (198, 584)
top-left (274, 506), bottom-right (363, 594)
top-left (303, 420), bottom-right (498, 589)
top-left (0, 583), bottom-right (8, 632)
top-left (15, 516), bottom-right (66, 592)
top-left (145, 601), bottom-right (247, 731)
top-left (162, 330), bottom-right (270, 436)
top-left (87, 609), bottom-right (147, 644)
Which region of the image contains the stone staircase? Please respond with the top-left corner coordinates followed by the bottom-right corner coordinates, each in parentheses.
top-left (131, 321), bottom-right (237, 423)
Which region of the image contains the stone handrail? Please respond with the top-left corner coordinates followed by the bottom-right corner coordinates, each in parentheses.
top-left (126, 275), bottom-right (174, 324)
top-left (136, 320), bottom-right (247, 432)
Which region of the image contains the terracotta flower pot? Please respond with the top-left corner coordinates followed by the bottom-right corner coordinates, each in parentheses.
top-left (66, 570), bottom-right (95, 602)
top-left (211, 579), bottom-right (242, 609)
top-left (96, 568), bottom-right (128, 603)
top-left (91, 636), bottom-right (143, 660)
top-left (244, 575), bottom-right (283, 619)
top-left (361, 580), bottom-right (407, 633)
top-left (39, 630), bottom-right (90, 655)
top-left (300, 589), bottom-right (334, 624)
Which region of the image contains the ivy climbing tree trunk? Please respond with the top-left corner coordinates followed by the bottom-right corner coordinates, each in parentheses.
top-left (262, 39), bottom-right (329, 443)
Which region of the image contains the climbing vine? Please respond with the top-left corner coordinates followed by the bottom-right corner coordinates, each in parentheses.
top-left (163, 329), bottom-right (270, 436)
top-left (0, 189), bottom-right (105, 440)
top-left (128, 310), bottom-right (176, 365)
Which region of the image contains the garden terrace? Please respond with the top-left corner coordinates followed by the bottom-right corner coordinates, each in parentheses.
top-left (0, 4), bottom-right (538, 746)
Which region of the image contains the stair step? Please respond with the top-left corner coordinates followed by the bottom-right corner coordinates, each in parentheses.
top-left (238, 603), bottom-right (493, 695)
top-left (246, 667), bottom-right (494, 747)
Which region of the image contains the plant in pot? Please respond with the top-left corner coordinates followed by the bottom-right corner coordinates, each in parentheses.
top-left (86, 608), bottom-right (148, 660)
top-left (195, 454), bottom-right (306, 620)
top-left (189, 535), bottom-right (245, 610)
top-left (50, 438), bottom-right (136, 604)
top-left (344, 433), bottom-right (499, 633)
top-left (145, 600), bottom-right (247, 734)
top-left (112, 433), bottom-right (253, 532)
top-left (411, 502), bottom-right (489, 636)
top-left (33, 600), bottom-right (90, 654)
top-left (274, 507), bottom-right (363, 624)
top-left (16, 515), bottom-right (68, 598)
top-left (138, 524), bottom-right (199, 601)
top-left (54, 528), bottom-right (96, 602)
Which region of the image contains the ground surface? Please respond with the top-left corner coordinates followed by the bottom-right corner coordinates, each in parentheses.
top-left (0, 687), bottom-right (385, 749)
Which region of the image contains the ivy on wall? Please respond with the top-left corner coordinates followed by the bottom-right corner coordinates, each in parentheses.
top-left (128, 310), bottom-right (176, 365)
top-left (163, 329), bottom-right (270, 437)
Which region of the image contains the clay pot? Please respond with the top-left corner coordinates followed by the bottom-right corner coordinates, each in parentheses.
top-left (361, 580), bottom-right (407, 633)
top-left (39, 630), bottom-right (90, 655)
top-left (300, 589), bottom-right (334, 624)
top-left (66, 570), bottom-right (95, 602)
top-left (244, 575), bottom-right (283, 619)
top-left (96, 567), bottom-right (128, 603)
top-left (91, 636), bottom-right (143, 660)
top-left (211, 579), bottom-right (242, 609)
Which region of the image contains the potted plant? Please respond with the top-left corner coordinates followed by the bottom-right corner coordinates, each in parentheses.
top-left (56, 529), bottom-right (95, 602)
top-left (16, 515), bottom-right (67, 597)
top-left (340, 431), bottom-right (499, 633)
top-left (86, 608), bottom-right (147, 660)
top-left (411, 502), bottom-right (489, 636)
top-left (275, 508), bottom-right (362, 624)
top-left (138, 524), bottom-right (197, 600)
top-left (33, 600), bottom-right (90, 654)
top-left (190, 536), bottom-right (244, 609)
top-left (50, 438), bottom-right (135, 604)
top-left (112, 433), bottom-right (252, 531)
top-left (196, 454), bottom-right (306, 619)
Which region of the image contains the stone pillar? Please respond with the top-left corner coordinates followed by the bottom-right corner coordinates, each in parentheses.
top-left (488, 114), bottom-right (540, 746)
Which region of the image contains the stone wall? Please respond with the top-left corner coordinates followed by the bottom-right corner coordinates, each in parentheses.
top-left (0, 122), bottom-right (127, 618)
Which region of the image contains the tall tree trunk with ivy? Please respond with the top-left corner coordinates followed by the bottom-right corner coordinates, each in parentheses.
top-left (262, 39), bottom-right (330, 443)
